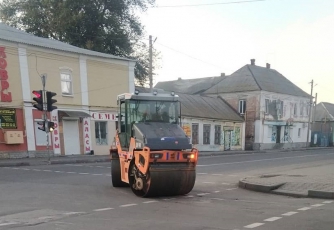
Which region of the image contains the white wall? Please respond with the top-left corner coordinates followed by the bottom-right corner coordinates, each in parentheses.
top-left (260, 91), bottom-right (310, 123)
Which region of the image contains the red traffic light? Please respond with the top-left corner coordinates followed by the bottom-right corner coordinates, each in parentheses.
top-left (32, 90), bottom-right (41, 98)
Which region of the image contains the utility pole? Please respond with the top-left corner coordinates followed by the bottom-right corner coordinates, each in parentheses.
top-left (306, 79), bottom-right (314, 147)
top-left (149, 35), bottom-right (153, 90)
top-left (312, 93), bottom-right (317, 123)
top-left (41, 74), bottom-right (50, 163)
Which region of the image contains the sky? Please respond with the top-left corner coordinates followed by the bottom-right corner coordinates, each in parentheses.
top-left (139, 0), bottom-right (334, 103)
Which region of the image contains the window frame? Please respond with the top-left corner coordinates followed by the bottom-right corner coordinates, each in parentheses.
top-left (60, 68), bottom-right (74, 96)
top-left (239, 100), bottom-right (246, 114)
top-left (203, 124), bottom-right (211, 145)
top-left (214, 125), bottom-right (221, 145)
top-left (95, 121), bottom-right (108, 145)
top-left (191, 123), bottom-right (199, 145)
top-left (265, 99), bottom-right (269, 114)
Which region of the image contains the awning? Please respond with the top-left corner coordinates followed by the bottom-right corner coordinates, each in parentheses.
top-left (59, 110), bottom-right (91, 118)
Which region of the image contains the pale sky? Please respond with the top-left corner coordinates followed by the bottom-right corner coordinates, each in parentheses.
top-left (140, 0), bottom-right (334, 103)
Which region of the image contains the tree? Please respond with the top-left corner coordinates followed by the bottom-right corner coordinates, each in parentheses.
top-left (0, 0), bottom-right (160, 85)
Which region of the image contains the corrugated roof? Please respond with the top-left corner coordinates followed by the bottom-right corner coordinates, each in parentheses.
top-left (135, 86), bottom-right (243, 121)
top-left (0, 23), bottom-right (133, 62)
top-left (154, 76), bottom-right (226, 94)
top-left (204, 64), bottom-right (310, 98)
top-left (314, 102), bottom-right (334, 121)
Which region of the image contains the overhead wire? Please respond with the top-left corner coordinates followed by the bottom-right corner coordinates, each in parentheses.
top-left (153, 0), bottom-right (266, 8)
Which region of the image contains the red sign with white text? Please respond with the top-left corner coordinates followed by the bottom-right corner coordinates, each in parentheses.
top-left (0, 47), bottom-right (12, 102)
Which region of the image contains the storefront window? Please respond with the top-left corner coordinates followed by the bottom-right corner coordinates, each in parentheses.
top-left (95, 121), bottom-right (108, 145)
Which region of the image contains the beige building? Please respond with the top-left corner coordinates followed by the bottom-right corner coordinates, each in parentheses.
top-left (0, 23), bottom-right (135, 157)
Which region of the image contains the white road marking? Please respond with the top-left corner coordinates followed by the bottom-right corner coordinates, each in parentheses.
top-left (0, 222), bottom-right (16, 226)
top-left (43, 170), bottom-right (52, 172)
top-left (197, 193), bottom-right (210, 196)
top-left (66, 172), bottom-right (77, 174)
top-left (203, 182), bottom-right (215, 184)
top-left (22, 168), bottom-right (30, 170)
top-left (298, 207), bottom-right (311, 211)
top-left (93, 208), bottom-right (114, 212)
top-left (12, 168), bottom-right (19, 169)
top-left (323, 201), bottom-right (333, 204)
top-left (213, 191), bottom-right (220, 193)
top-left (92, 174), bottom-right (104, 176)
top-left (32, 169), bottom-right (41, 171)
top-left (185, 195), bottom-right (194, 198)
top-left (197, 153), bottom-right (334, 167)
top-left (211, 198), bottom-right (225, 201)
top-left (64, 212), bottom-right (86, 215)
top-left (79, 173), bottom-right (89, 175)
top-left (143, 200), bottom-right (158, 204)
top-left (311, 204), bottom-right (324, 207)
top-left (197, 173), bottom-right (208, 175)
top-left (120, 204), bottom-right (137, 207)
top-left (54, 171), bottom-right (64, 173)
top-left (163, 198), bottom-right (176, 201)
top-left (244, 223), bottom-right (264, 228)
top-left (212, 174), bottom-right (223, 176)
top-left (226, 188), bottom-right (237, 191)
top-left (282, 211), bottom-right (298, 216)
top-left (228, 174), bottom-right (238, 177)
top-left (264, 217), bottom-right (282, 222)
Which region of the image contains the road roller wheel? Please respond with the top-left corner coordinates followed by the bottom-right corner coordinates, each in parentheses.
top-left (111, 155), bottom-right (128, 187)
top-left (129, 161), bottom-right (196, 198)
top-left (129, 162), bottom-right (150, 197)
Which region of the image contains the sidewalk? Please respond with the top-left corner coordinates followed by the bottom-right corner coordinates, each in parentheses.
top-left (0, 146), bottom-right (332, 167)
top-left (239, 162), bottom-right (334, 199)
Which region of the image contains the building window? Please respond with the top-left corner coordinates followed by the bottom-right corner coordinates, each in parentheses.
top-left (192, 123), bottom-right (199, 145)
top-left (239, 100), bottom-right (246, 114)
top-left (265, 99), bottom-right (269, 114)
top-left (294, 103), bottom-right (297, 116)
top-left (214, 125), bottom-right (221, 145)
top-left (95, 121), bottom-right (108, 145)
top-left (60, 71), bottom-right (73, 95)
top-left (203, 124), bottom-right (211, 145)
top-left (298, 128), bottom-right (301, 138)
top-left (300, 102), bottom-right (304, 116)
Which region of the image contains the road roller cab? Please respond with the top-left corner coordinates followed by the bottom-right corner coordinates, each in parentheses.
top-left (110, 89), bottom-right (198, 197)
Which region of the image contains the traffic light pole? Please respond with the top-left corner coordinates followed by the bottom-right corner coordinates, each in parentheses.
top-left (41, 74), bottom-right (51, 163)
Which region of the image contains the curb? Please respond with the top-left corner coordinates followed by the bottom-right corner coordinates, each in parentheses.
top-left (239, 178), bottom-right (334, 200)
top-left (308, 190), bottom-right (334, 199)
top-left (238, 179), bottom-right (285, 193)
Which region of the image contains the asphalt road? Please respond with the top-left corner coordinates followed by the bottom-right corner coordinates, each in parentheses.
top-left (0, 149), bottom-right (333, 230)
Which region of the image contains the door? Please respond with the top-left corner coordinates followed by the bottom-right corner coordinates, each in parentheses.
top-left (276, 126), bottom-right (281, 144)
top-left (63, 119), bottom-right (80, 155)
top-left (224, 131), bottom-right (231, 151)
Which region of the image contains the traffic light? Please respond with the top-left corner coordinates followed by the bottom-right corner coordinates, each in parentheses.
top-left (32, 90), bottom-right (43, 111)
top-left (37, 121), bottom-right (46, 132)
top-left (46, 91), bottom-right (57, 112)
top-left (48, 121), bottom-right (55, 132)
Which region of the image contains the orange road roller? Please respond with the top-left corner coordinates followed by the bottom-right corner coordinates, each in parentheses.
top-left (110, 89), bottom-right (198, 197)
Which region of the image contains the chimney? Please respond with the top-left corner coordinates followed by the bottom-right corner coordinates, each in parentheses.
top-left (221, 73), bottom-right (225, 77)
top-left (266, 63), bottom-right (270, 69)
top-left (250, 59), bottom-right (255, 65)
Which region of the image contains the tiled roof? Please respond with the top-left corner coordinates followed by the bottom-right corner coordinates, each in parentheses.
top-left (314, 102), bottom-right (334, 122)
top-left (204, 64), bottom-right (310, 98)
top-left (135, 86), bottom-right (243, 121)
top-left (154, 76), bottom-right (226, 95)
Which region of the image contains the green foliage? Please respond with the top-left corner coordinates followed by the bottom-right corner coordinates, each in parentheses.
top-left (0, 0), bottom-right (159, 85)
